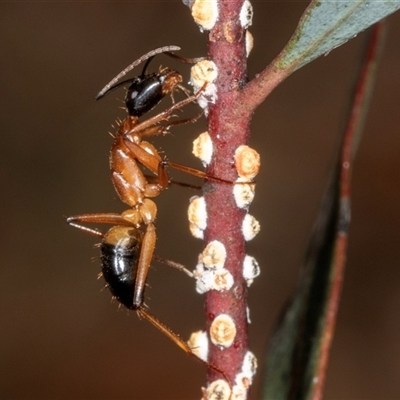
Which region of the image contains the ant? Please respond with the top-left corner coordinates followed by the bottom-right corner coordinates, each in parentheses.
top-left (67, 46), bottom-right (228, 381)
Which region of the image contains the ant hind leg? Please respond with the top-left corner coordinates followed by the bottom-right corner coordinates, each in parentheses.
top-left (66, 213), bottom-right (132, 238)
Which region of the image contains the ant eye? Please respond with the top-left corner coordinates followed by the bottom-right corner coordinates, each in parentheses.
top-left (128, 89), bottom-right (139, 100)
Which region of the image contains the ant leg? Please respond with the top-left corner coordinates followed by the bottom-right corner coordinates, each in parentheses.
top-left (130, 110), bottom-right (204, 140)
top-left (127, 124), bottom-right (168, 139)
top-left (120, 143), bottom-right (247, 189)
top-left (122, 139), bottom-right (167, 188)
top-left (159, 110), bottom-right (204, 130)
top-left (152, 254), bottom-right (194, 278)
top-left (167, 179), bottom-right (202, 191)
top-left (144, 174), bottom-right (202, 191)
top-left (167, 160), bottom-right (252, 186)
top-left (121, 139), bottom-right (178, 194)
top-left (176, 84), bottom-right (192, 98)
top-left (66, 213), bottom-right (132, 237)
top-left (128, 84), bottom-right (206, 135)
top-left (67, 222), bottom-right (103, 238)
top-left (67, 213), bottom-right (129, 225)
top-left (164, 51), bottom-right (206, 65)
top-left (137, 307), bottom-right (230, 384)
top-left (132, 222), bottom-right (156, 308)
top-left (156, 159), bottom-right (169, 189)
top-left (167, 161), bottom-right (208, 180)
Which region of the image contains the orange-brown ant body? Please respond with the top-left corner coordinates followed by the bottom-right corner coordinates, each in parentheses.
top-left (67, 46), bottom-right (227, 381)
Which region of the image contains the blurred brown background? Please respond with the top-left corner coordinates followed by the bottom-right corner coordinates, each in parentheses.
top-left (1, 3), bottom-right (399, 399)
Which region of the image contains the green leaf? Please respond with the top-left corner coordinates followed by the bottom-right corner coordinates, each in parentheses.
top-left (275, 0), bottom-right (400, 72)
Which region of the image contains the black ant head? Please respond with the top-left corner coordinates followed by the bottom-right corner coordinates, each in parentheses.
top-left (126, 69), bottom-right (182, 117)
top-left (95, 45), bottom-right (184, 116)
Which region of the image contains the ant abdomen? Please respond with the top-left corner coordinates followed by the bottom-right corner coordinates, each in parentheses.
top-left (100, 226), bottom-right (143, 309)
top-left (126, 70), bottom-right (182, 117)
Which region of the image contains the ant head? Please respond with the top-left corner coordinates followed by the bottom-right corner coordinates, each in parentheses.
top-left (95, 45), bottom-right (182, 101)
top-left (126, 69), bottom-right (182, 117)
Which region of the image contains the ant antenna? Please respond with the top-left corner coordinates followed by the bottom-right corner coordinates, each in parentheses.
top-left (95, 45), bottom-right (181, 101)
top-left (140, 56), bottom-right (155, 78)
top-left (164, 52), bottom-right (205, 64)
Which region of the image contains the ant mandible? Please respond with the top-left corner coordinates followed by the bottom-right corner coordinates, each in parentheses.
top-left (66, 46), bottom-right (227, 380)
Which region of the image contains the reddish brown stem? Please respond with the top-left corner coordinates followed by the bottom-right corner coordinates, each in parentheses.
top-left (240, 62), bottom-right (293, 113)
top-left (204, 0), bottom-right (252, 387)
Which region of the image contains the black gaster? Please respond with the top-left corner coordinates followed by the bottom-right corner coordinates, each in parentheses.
top-left (100, 237), bottom-right (142, 310)
top-left (126, 73), bottom-right (165, 117)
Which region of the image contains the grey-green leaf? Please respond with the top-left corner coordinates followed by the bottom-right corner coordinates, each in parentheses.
top-left (275, 0), bottom-right (400, 72)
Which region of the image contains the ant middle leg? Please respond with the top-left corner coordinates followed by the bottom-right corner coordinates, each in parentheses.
top-left (165, 160), bottom-right (252, 186)
top-left (121, 137), bottom-right (250, 191)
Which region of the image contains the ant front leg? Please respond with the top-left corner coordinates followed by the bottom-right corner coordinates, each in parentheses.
top-left (133, 110), bottom-right (204, 140)
top-left (128, 84), bottom-right (206, 135)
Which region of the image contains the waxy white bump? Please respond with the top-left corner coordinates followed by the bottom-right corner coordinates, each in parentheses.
top-left (187, 330), bottom-right (209, 362)
top-left (245, 30), bottom-right (254, 57)
top-left (193, 131), bottom-right (213, 166)
top-left (194, 267), bottom-right (234, 294)
top-left (213, 269), bottom-right (234, 291)
top-left (242, 350), bottom-right (258, 377)
top-left (189, 224), bottom-right (204, 240)
top-left (243, 255), bottom-right (260, 286)
top-left (231, 351), bottom-right (258, 399)
top-left (191, 60), bottom-right (218, 88)
top-left (188, 196), bottom-right (207, 239)
top-left (194, 266), bottom-right (211, 294)
top-left (194, 241), bottom-right (233, 293)
top-left (200, 240), bottom-right (226, 269)
top-left (233, 177), bottom-right (256, 209)
top-left (191, 60), bottom-right (218, 112)
top-left (240, 0), bottom-right (253, 29)
top-left (190, 0), bottom-right (218, 31)
top-left (210, 314), bottom-right (237, 348)
top-left (234, 145), bottom-right (261, 180)
top-left (242, 214), bottom-right (260, 241)
top-left (246, 306), bottom-right (251, 324)
top-left (231, 375), bottom-right (249, 400)
top-left (204, 379), bottom-right (231, 400)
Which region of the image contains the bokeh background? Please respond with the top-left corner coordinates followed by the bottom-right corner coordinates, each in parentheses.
top-left (1, 2), bottom-right (399, 399)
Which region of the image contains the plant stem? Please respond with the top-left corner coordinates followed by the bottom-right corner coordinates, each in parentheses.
top-left (204, 0), bottom-right (252, 388)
